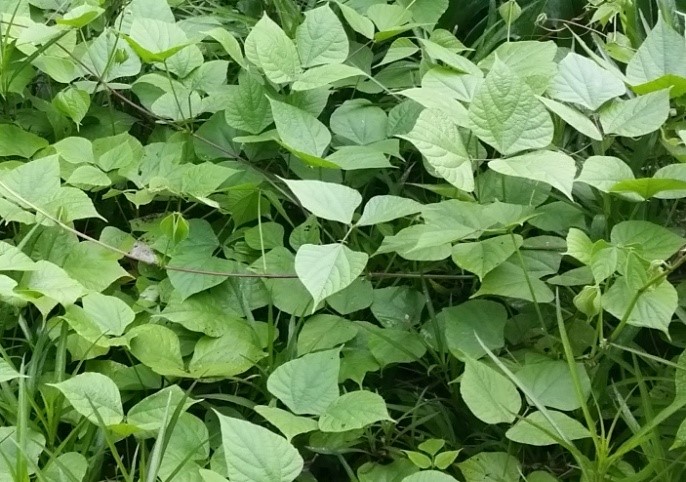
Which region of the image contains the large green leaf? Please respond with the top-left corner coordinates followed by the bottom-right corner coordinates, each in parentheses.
top-left (269, 99), bottom-right (331, 157)
top-left (442, 300), bottom-right (507, 360)
top-left (505, 410), bottom-right (591, 446)
top-left (357, 195), bottom-right (423, 226)
top-left (538, 97), bottom-right (602, 140)
top-left (603, 278), bottom-right (678, 334)
top-left (402, 472), bottom-right (459, 482)
top-left (319, 391), bottom-right (392, 432)
top-left (19, 260), bottom-right (84, 307)
top-left (217, 413), bottom-right (303, 482)
top-left (400, 108), bottom-right (473, 191)
top-left (297, 314), bottom-right (359, 355)
top-left (244, 14), bottom-right (302, 83)
top-left (0, 124), bottom-right (48, 158)
top-left (254, 406), bottom-right (318, 442)
top-left (452, 234), bottom-right (523, 280)
top-left (127, 325), bottom-right (187, 377)
top-left (281, 178), bottom-right (361, 224)
top-left (223, 73), bottom-right (272, 134)
top-left (50, 372), bottom-right (123, 426)
top-left (267, 349), bottom-right (340, 415)
top-left (469, 59), bottom-right (553, 155)
top-left (125, 18), bottom-right (189, 62)
top-left (610, 220), bottom-right (685, 261)
top-left (189, 326), bottom-right (266, 378)
top-left (474, 261), bottom-right (554, 303)
top-left (296, 5), bottom-right (348, 67)
top-left (127, 385), bottom-right (197, 434)
top-left (330, 99), bottom-right (387, 146)
top-left (460, 359), bottom-right (521, 424)
top-left (489, 150), bottom-right (576, 200)
top-left (547, 53), bottom-right (625, 110)
top-left (576, 156), bottom-right (635, 193)
top-left (516, 359), bottom-right (591, 411)
top-left (599, 90), bottom-right (670, 137)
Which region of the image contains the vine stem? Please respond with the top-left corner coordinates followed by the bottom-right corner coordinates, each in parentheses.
top-left (0, 178), bottom-right (475, 282)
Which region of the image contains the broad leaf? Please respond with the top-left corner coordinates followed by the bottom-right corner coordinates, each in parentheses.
top-left (610, 220), bottom-right (685, 261)
top-left (516, 359), bottom-right (591, 411)
top-left (125, 18), bottom-right (189, 62)
top-left (269, 99), bottom-right (331, 157)
top-left (296, 5), bottom-right (348, 67)
top-left (245, 14), bottom-right (301, 83)
top-left (50, 372), bottom-right (123, 426)
top-left (442, 300), bottom-right (507, 360)
top-left (267, 349), bottom-right (340, 415)
top-left (576, 156), bottom-right (635, 193)
top-left (506, 410), bottom-right (591, 446)
top-left (281, 178), bottom-right (361, 224)
top-left (460, 359), bottom-right (521, 424)
top-left (357, 195), bottom-right (423, 226)
top-left (295, 243), bottom-right (368, 309)
top-left (217, 412), bottom-right (304, 482)
top-left (452, 234), bottom-right (523, 280)
top-left (603, 278), bottom-right (678, 334)
top-left (319, 391), bottom-right (392, 432)
top-left (599, 90), bottom-right (670, 137)
top-left (538, 97), bottom-right (602, 140)
top-left (469, 59), bottom-right (553, 155)
top-left (255, 405), bottom-right (318, 441)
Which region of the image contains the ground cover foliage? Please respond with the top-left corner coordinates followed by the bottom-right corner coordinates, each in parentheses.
top-left (3, 0), bottom-right (686, 480)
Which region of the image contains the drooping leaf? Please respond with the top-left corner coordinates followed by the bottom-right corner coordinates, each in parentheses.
top-left (49, 372), bottom-right (124, 426)
top-left (0, 124), bottom-right (48, 158)
top-left (469, 59), bottom-right (553, 155)
top-left (538, 97), bottom-right (602, 140)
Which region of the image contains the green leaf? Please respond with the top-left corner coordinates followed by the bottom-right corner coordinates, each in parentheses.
top-left (610, 178), bottom-right (686, 200)
top-left (402, 471), bottom-right (459, 482)
top-left (292, 64), bottom-right (365, 91)
top-left (43, 453), bottom-right (88, 482)
top-left (377, 38), bottom-right (419, 67)
top-left (189, 328), bottom-right (266, 378)
top-left (296, 5), bottom-right (348, 67)
top-left (626, 18), bottom-right (686, 95)
top-left (489, 150), bottom-right (576, 200)
top-left (505, 410), bottom-right (591, 446)
top-left (419, 39), bottom-right (481, 76)
top-left (167, 253), bottom-right (235, 300)
top-left (217, 412), bottom-right (304, 482)
top-left (460, 359), bottom-right (521, 424)
top-left (599, 89), bottom-right (670, 137)
top-left (0, 427), bottom-right (44, 481)
top-left (442, 300), bottom-right (507, 360)
top-left (458, 452), bottom-right (520, 482)
top-left (255, 405), bottom-right (318, 441)
top-left (128, 324), bottom-right (187, 377)
top-left (576, 155), bottom-right (635, 193)
top-left (0, 124), bottom-right (48, 158)
top-left (0, 359), bottom-right (24, 383)
top-left (53, 87), bottom-right (90, 125)
top-left (516, 359), bottom-right (591, 411)
top-left (125, 18), bottom-right (189, 62)
top-left (19, 260), bottom-right (84, 307)
top-left (269, 99), bottom-right (331, 157)
top-left (357, 195), bottom-right (423, 226)
top-left (330, 99), bottom-right (387, 145)
top-left (603, 278), bottom-right (678, 334)
top-left (79, 31), bottom-right (142, 82)
top-left (336, 2), bottom-right (375, 39)
top-left (327, 278), bottom-right (373, 315)
top-left (451, 234), bottom-right (523, 280)
top-left (398, 0), bottom-right (448, 26)
top-left (547, 53), bottom-right (625, 110)
top-left (127, 385), bottom-right (196, 434)
top-left (81, 292), bottom-right (135, 337)
top-left (281, 178), bottom-right (361, 224)
top-left (57, 5), bottom-right (104, 27)
top-left (49, 373), bottom-right (123, 426)
top-left (474, 262), bottom-right (554, 303)
top-left (295, 243), bottom-right (368, 310)
top-left (479, 41), bottom-right (557, 94)
top-left (611, 220), bottom-right (685, 261)
top-left (399, 109), bottom-right (474, 191)
top-left (245, 14), bottom-right (302, 83)
top-left (223, 74), bottom-right (272, 134)
top-left (318, 391), bottom-right (392, 432)
top-left (62, 242), bottom-right (130, 292)
top-left (267, 349), bottom-right (340, 415)
top-left (469, 59), bottom-right (553, 155)
top-left (297, 314), bottom-right (359, 355)
top-left (0, 241), bottom-right (35, 271)
top-left (538, 97), bottom-right (602, 140)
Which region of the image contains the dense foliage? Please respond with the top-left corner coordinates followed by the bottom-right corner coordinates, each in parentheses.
top-left (2, 0), bottom-right (686, 480)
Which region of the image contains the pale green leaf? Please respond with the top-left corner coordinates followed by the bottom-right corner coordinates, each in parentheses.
top-left (0, 359), bottom-right (24, 383)
top-left (297, 314), bottom-right (359, 355)
top-left (281, 178), bottom-right (361, 224)
top-left (330, 99), bottom-right (387, 145)
top-left (402, 471), bottom-right (459, 482)
top-left (474, 261), bottom-right (554, 303)
top-left (0, 241), bottom-right (35, 271)
top-left (336, 2), bottom-right (375, 39)
top-left (506, 410), bottom-right (591, 446)
top-left (399, 108), bottom-right (474, 191)
top-left (223, 74), bottom-right (272, 134)
top-left (458, 452), bottom-right (520, 482)
top-left (460, 359), bottom-right (522, 424)
top-left (377, 38), bottom-right (419, 67)
top-left (19, 260), bottom-right (84, 307)
top-left (267, 349), bottom-right (340, 415)
top-left (610, 220), bottom-right (685, 261)
top-left (296, 5), bottom-right (348, 67)
top-left (295, 243), bottom-right (368, 308)
top-left (127, 385), bottom-right (197, 434)
top-left (357, 195), bottom-right (423, 226)
top-left (81, 292), bottom-right (135, 337)
top-left (489, 150), bottom-right (576, 200)
top-left (318, 390), bottom-right (392, 432)
top-left (49, 372), bottom-right (123, 426)
top-left (57, 5), bottom-right (104, 27)
top-left (53, 87), bottom-right (90, 125)
top-left (576, 155), bottom-right (635, 193)
top-left (516, 359), bottom-right (591, 411)
top-left (451, 234), bottom-right (523, 280)
top-left (128, 324), bottom-right (187, 377)
top-left (269, 99), bottom-right (331, 157)
top-left (244, 14), bottom-right (302, 83)
top-left (547, 52), bottom-right (625, 110)
top-left (469, 59), bottom-right (553, 155)
top-left (538, 97), bottom-right (602, 140)
top-left (43, 452), bottom-right (88, 482)
top-left (125, 18), bottom-right (189, 62)
top-left (291, 64), bottom-right (365, 91)
top-left (217, 413), bottom-right (303, 482)
top-left (599, 89), bottom-right (670, 137)
top-left (254, 405), bottom-right (318, 441)
top-left (603, 278), bottom-right (677, 333)
top-left (188, 328), bottom-right (266, 378)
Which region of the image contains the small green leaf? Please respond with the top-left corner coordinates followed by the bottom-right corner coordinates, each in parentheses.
top-left (296, 5), bottom-right (349, 67)
top-left (399, 109), bottom-right (474, 191)
top-left (499, 0), bottom-right (522, 24)
top-left (269, 99), bottom-right (331, 157)
top-left (489, 150), bottom-right (576, 200)
top-left (469, 59), bottom-right (553, 154)
top-left (0, 359), bottom-right (25, 383)
top-left (330, 99), bottom-right (387, 146)
top-left (336, 2), bottom-right (375, 39)
top-left (460, 359), bottom-right (521, 424)
top-left (50, 373), bottom-right (124, 426)
top-left (127, 385), bottom-right (196, 434)
top-left (245, 14), bottom-right (302, 83)
top-left (255, 405), bottom-right (318, 441)
top-left (81, 292), bottom-right (135, 337)
top-left (576, 156), bottom-right (635, 193)
top-left (418, 438), bottom-right (445, 455)
top-left (599, 89), bottom-right (670, 137)
top-left (267, 349), bottom-right (340, 415)
top-left (318, 390), bottom-right (392, 432)
top-left (217, 412), bottom-right (304, 482)
top-left (405, 451), bottom-right (433, 469)
top-left (505, 410), bottom-right (591, 446)
top-left (281, 178), bottom-right (361, 224)
top-left (223, 73), bottom-right (273, 134)
top-left (43, 452), bottom-right (88, 482)
top-left (295, 243), bottom-right (368, 308)
top-left (57, 5), bottom-right (104, 27)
